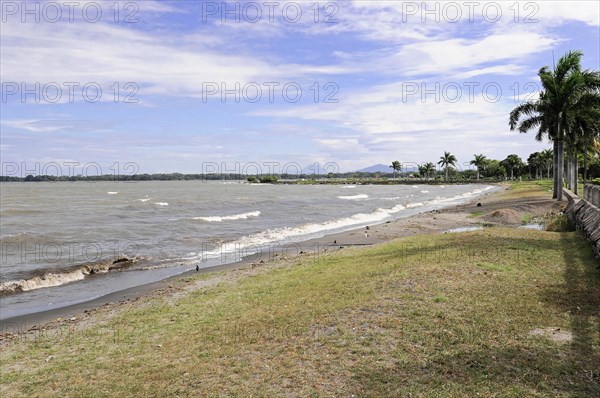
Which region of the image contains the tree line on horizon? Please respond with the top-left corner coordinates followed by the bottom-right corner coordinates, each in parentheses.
top-left (3, 145), bottom-right (600, 183)
top-left (388, 148), bottom-right (600, 183)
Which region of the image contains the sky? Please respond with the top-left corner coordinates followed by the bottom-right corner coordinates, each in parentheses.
top-left (1, 0), bottom-right (599, 176)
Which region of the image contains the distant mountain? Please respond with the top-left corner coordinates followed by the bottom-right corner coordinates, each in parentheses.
top-left (355, 164), bottom-right (392, 173)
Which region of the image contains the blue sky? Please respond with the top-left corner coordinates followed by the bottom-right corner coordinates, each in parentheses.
top-left (1, 0), bottom-right (599, 175)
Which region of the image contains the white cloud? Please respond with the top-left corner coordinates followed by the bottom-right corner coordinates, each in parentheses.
top-left (388, 31), bottom-right (556, 77)
top-left (0, 15), bottom-right (355, 102)
top-left (1, 119), bottom-right (113, 133)
top-left (534, 1), bottom-right (600, 26)
top-left (2, 119), bottom-right (72, 133)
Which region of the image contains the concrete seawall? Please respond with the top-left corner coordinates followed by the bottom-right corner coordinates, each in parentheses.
top-left (564, 186), bottom-right (600, 259)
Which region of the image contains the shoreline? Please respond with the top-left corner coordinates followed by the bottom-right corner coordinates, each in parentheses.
top-left (2, 183), bottom-right (560, 334)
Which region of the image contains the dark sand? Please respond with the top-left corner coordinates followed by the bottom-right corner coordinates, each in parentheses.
top-left (0, 184), bottom-right (565, 337)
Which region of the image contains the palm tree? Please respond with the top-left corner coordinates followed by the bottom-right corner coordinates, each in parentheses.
top-left (565, 97), bottom-right (600, 189)
top-left (510, 50), bottom-right (600, 201)
top-left (418, 162), bottom-right (436, 179)
top-left (527, 152), bottom-right (542, 179)
top-left (470, 154), bottom-right (488, 181)
top-left (540, 149), bottom-right (553, 179)
top-left (389, 161), bottom-right (401, 178)
top-left (582, 134), bottom-right (600, 184)
top-left (502, 154), bottom-right (523, 180)
top-left (438, 151), bottom-right (457, 181)
top-left (423, 162), bottom-right (436, 179)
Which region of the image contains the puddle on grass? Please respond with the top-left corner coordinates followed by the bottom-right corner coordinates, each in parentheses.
top-left (519, 224), bottom-right (545, 230)
top-left (444, 226), bottom-right (484, 233)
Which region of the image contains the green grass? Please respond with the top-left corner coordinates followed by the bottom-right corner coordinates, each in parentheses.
top-left (467, 211), bottom-right (483, 218)
top-left (2, 227), bottom-right (599, 397)
top-left (503, 179), bottom-right (554, 199)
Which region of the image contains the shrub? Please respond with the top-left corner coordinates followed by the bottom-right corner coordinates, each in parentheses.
top-left (545, 214), bottom-right (575, 232)
top-left (259, 175), bottom-right (278, 184)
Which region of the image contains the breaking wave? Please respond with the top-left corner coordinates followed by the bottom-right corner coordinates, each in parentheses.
top-left (338, 194), bottom-right (369, 200)
top-left (201, 185), bottom-right (496, 259)
top-left (0, 257), bottom-right (140, 296)
top-left (192, 211), bottom-right (261, 222)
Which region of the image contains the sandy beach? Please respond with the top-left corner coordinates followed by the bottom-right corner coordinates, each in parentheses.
top-left (0, 183), bottom-right (564, 337)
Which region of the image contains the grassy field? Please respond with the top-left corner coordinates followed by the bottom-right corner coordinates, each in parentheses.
top-left (1, 183), bottom-right (599, 397)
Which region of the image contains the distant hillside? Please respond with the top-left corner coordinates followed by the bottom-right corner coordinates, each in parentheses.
top-left (355, 164), bottom-right (392, 173)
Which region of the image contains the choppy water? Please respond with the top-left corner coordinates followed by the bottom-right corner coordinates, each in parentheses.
top-left (0, 181), bottom-right (496, 318)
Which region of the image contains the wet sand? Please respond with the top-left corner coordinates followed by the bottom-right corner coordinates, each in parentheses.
top-left (0, 184), bottom-right (564, 336)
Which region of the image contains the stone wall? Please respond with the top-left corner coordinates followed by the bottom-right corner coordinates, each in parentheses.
top-left (584, 184), bottom-right (600, 208)
top-left (564, 188), bottom-right (600, 259)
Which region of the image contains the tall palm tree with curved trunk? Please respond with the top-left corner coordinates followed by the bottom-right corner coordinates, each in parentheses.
top-left (470, 154), bottom-right (488, 181)
top-left (510, 50), bottom-right (600, 201)
top-left (438, 152), bottom-right (457, 181)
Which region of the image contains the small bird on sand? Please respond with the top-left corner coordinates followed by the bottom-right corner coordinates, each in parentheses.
top-left (195, 264), bottom-right (200, 271)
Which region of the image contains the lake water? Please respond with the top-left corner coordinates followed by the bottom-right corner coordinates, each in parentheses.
top-left (0, 181), bottom-right (496, 318)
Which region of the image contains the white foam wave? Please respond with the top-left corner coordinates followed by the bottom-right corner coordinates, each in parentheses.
top-left (155, 202), bottom-right (169, 206)
top-left (138, 198), bottom-right (151, 202)
top-left (420, 190), bottom-right (430, 193)
top-left (0, 272), bottom-right (87, 294)
top-left (200, 185), bottom-right (497, 260)
top-left (338, 194), bottom-right (369, 200)
top-left (193, 211), bottom-right (261, 222)
top-left (341, 185), bottom-right (357, 189)
top-left (107, 192), bottom-right (118, 195)
top-left (199, 204), bottom-right (409, 260)
top-left (430, 186), bottom-right (494, 204)
top-left (0, 258), bottom-right (140, 295)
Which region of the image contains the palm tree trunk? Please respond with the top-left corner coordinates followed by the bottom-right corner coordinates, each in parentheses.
top-left (477, 169), bottom-right (480, 181)
top-left (445, 168), bottom-right (448, 181)
top-left (552, 141), bottom-right (559, 199)
top-left (566, 153), bottom-right (572, 190)
top-left (573, 153), bottom-right (579, 195)
top-left (583, 150), bottom-right (588, 184)
top-left (556, 140), bottom-right (564, 201)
